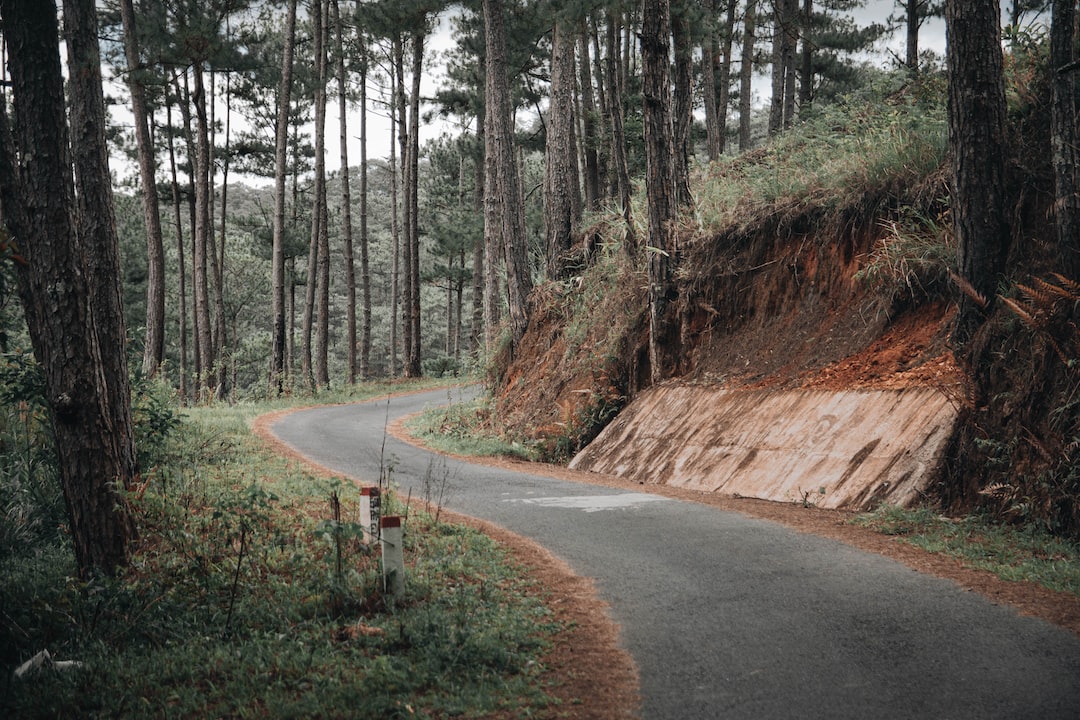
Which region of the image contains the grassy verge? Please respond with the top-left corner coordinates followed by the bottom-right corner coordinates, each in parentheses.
top-left (405, 394), bottom-right (537, 461)
top-left (853, 505), bottom-right (1080, 596)
top-left (1, 380), bottom-right (560, 718)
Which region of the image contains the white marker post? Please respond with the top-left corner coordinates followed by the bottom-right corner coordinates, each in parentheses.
top-left (380, 515), bottom-right (404, 600)
top-left (359, 486), bottom-right (381, 546)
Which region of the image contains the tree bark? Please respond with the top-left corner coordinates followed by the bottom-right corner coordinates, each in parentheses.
top-left (118, 0), bottom-right (166, 379)
top-left (671, 0), bottom-right (694, 207)
top-left (358, 30), bottom-right (372, 379)
top-left (0, 0), bottom-right (137, 576)
top-left (642, 0), bottom-right (681, 384)
top-left (740, 0), bottom-right (757, 151)
top-left (702, 0), bottom-right (723, 161)
top-left (332, 0), bottom-right (357, 385)
top-left (404, 29), bottom-right (424, 377)
top-left (605, 10), bottom-right (635, 250)
top-left (578, 24), bottom-right (602, 211)
top-left (191, 65), bottom-right (215, 400)
top-left (165, 92), bottom-right (189, 402)
top-left (945, 0), bottom-right (1010, 345)
top-left (545, 17), bottom-right (580, 280)
top-left (271, 0), bottom-right (297, 395)
top-left (484, 0), bottom-right (532, 346)
top-left (1051, 0), bottom-right (1079, 278)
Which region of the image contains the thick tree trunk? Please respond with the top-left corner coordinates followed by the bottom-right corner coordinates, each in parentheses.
top-left (642, 0), bottom-right (680, 384)
top-left (0, 0), bottom-right (137, 576)
top-left (907, 0), bottom-right (921, 73)
top-left (946, 0), bottom-right (1010, 345)
top-left (118, 0), bottom-right (166, 379)
top-left (1051, 0), bottom-right (1079, 278)
top-left (389, 50), bottom-right (401, 376)
top-left (740, 0), bottom-right (757, 151)
top-left (578, 25), bottom-right (602, 211)
top-left (472, 122), bottom-right (487, 355)
top-left (671, 0), bottom-right (694, 207)
top-left (545, 18), bottom-right (580, 280)
top-left (484, 0), bottom-right (532, 346)
top-left (271, 0), bottom-right (297, 395)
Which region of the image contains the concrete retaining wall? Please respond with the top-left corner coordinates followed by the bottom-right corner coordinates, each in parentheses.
top-left (569, 385), bottom-right (958, 510)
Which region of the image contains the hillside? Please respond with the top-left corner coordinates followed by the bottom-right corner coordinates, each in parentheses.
top-left (488, 72), bottom-right (1080, 537)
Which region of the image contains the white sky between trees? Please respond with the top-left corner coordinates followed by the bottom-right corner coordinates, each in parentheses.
top-left (102, 0), bottom-right (948, 189)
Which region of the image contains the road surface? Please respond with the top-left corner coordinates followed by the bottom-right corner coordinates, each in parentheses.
top-left (268, 387), bottom-right (1080, 719)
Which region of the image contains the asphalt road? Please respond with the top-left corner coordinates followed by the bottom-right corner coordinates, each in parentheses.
top-left (268, 387), bottom-right (1080, 720)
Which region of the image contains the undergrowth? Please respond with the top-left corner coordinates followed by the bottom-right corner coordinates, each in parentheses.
top-left (1, 380), bottom-right (559, 718)
top-left (853, 505), bottom-right (1080, 596)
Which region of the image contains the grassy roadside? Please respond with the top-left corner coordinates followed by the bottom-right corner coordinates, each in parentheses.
top-left (1, 380), bottom-right (562, 718)
top-left (408, 400), bottom-right (1080, 601)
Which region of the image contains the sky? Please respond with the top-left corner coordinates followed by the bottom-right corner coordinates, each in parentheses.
top-left (104, 0), bottom-right (950, 189)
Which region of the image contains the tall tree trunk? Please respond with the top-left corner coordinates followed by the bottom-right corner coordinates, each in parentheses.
top-left (395, 34), bottom-right (410, 374)
top-left (484, 0), bottom-right (532, 346)
top-left (315, 0), bottom-right (331, 389)
top-left (799, 0), bottom-right (813, 111)
top-left (740, 0), bottom-right (757, 151)
top-left (165, 95), bottom-right (189, 402)
top-left (545, 17), bottom-right (580, 280)
top-left (0, 0), bottom-right (137, 576)
top-left (389, 40), bottom-right (402, 376)
top-left (642, 0), bottom-right (680, 384)
top-left (671, 0), bottom-right (694, 207)
top-left (906, 0), bottom-right (921, 72)
top-left (702, 0), bottom-right (723, 161)
top-left (212, 72), bottom-right (231, 400)
top-left (782, 0), bottom-right (798, 126)
top-left (472, 121), bottom-right (487, 355)
top-left (1051, 0), bottom-right (1079, 278)
top-left (605, 10), bottom-right (636, 250)
top-left (333, 0), bottom-right (357, 384)
top-left (271, 0), bottom-right (297, 395)
top-left (191, 65), bottom-right (215, 400)
top-left (717, 0), bottom-right (736, 154)
top-left (946, 0), bottom-right (1010, 345)
top-left (118, 0), bottom-right (166, 379)
top-left (578, 24), bottom-right (602, 211)
top-left (404, 29), bottom-right (425, 377)
top-left (359, 31), bottom-right (372, 380)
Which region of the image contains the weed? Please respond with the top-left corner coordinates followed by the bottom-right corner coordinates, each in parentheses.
top-left (853, 504), bottom-right (1080, 596)
top-left (1, 382), bottom-right (562, 717)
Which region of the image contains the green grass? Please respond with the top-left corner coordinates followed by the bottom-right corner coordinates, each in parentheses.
top-left (1, 379), bottom-right (560, 719)
top-left (853, 505), bottom-right (1080, 596)
top-left (404, 394), bottom-right (537, 461)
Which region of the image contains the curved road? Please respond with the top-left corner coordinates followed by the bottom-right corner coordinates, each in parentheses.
top-left (269, 388), bottom-right (1080, 719)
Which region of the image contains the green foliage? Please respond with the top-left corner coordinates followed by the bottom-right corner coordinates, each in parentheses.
top-left (1, 392), bottom-right (559, 718)
top-left (854, 206), bottom-right (954, 297)
top-left (696, 72), bottom-right (948, 236)
top-left (406, 395), bottom-right (537, 462)
top-left (0, 352), bottom-right (64, 560)
top-left (853, 505), bottom-right (1080, 596)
